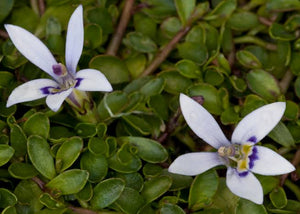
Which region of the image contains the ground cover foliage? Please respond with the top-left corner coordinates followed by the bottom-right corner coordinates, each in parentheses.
top-left (0, 0), bottom-right (299, 213)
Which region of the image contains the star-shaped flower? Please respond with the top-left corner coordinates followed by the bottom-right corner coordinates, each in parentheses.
top-left (169, 94), bottom-right (295, 204)
top-left (5, 5), bottom-right (112, 112)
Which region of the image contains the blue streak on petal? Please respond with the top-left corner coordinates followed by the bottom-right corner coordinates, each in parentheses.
top-left (40, 86), bottom-right (59, 95)
top-left (248, 136), bottom-right (257, 143)
top-left (75, 78), bottom-right (83, 88)
top-left (238, 171), bottom-right (249, 177)
top-left (249, 146), bottom-right (259, 169)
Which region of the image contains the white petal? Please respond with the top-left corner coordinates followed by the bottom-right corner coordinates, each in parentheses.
top-left (168, 152), bottom-right (224, 176)
top-left (46, 88), bottom-right (73, 112)
top-left (180, 94), bottom-right (230, 149)
top-left (250, 146), bottom-right (295, 175)
top-left (5, 24), bottom-right (58, 79)
top-left (7, 79), bottom-right (59, 107)
top-left (65, 5), bottom-right (83, 74)
top-left (231, 102), bottom-right (286, 144)
top-left (226, 168), bottom-right (263, 204)
top-left (75, 69), bottom-right (113, 92)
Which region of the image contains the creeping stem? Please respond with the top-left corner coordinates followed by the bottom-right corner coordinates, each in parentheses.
top-left (107, 0), bottom-right (135, 56)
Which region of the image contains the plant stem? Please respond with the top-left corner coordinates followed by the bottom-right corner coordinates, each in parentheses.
top-left (279, 70), bottom-right (294, 94)
top-left (30, 0), bottom-right (40, 15)
top-left (38, 0), bottom-right (46, 15)
top-left (68, 206), bottom-right (99, 214)
top-left (139, 26), bottom-right (191, 77)
top-left (106, 0), bottom-right (135, 56)
top-left (234, 35), bottom-right (277, 51)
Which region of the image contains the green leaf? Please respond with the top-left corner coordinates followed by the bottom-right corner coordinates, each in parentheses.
top-left (246, 69), bottom-right (281, 101)
top-left (123, 32), bottom-right (157, 53)
top-left (0, 145), bottom-right (14, 167)
top-left (91, 178), bottom-right (125, 209)
top-left (175, 59), bottom-right (201, 79)
top-left (116, 172), bottom-right (144, 192)
top-left (188, 169), bottom-right (219, 211)
top-left (228, 11), bottom-right (259, 31)
top-left (23, 112), bottom-right (50, 138)
top-left (80, 152), bottom-right (108, 183)
top-left (89, 55), bottom-right (130, 84)
top-left (86, 7), bottom-right (113, 34)
top-left (141, 176), bottom-right (172, 203)
top-left (27, 135), bottom-right (56, 179)
top-left (88, 137), bottom-right (108, 156)
top-left (114, 187), bottom-right (145, 214)
top-left (0, 71), bottom-right (14, 89)
top-left (178, 42), bottom-right (208, 64)
top-left (270, 187), bottom-right (288, 209)
top-left (0, 0), bottom-right (14, 23)
top-left (119, 137), bottom-right (168, 163)
top-left (268, 122), bottom-right (295, 147)
top-left (269, 23), bottom-right (297, 41)
top-left (122, 115), bottom-right (152, 135)
top-left (75, 123), bottom-right (97, 138)
top-left (175, 0), bottom-right (195, 25)
top-left (161, 169), bottom-right (193, 191)
top-left (0, 188), bottom-right (17, 208)
top-left (159, 70), bottom-right (192, 94)
top-left (236, 50), bottom-right (262, 69)
top-left (188, 83), bottom-right (222, 115)
top-left (236, 198), bottom-right (267, 214)
top-left (8, 163), bottom-right (38, 179)
top-left (159, 203), bottom-right (185, 214)
top-left (55, 137), bottom-right (83, 172)
top-left (9, 124), bottom-right (27, 157)
top-left (46, 169), bottom-right (89, 195)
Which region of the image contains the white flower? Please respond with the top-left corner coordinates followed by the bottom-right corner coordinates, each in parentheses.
top-left (169, 93), bottom-right (295, 204)
top-left (5, 5), bottom-right (112, 112)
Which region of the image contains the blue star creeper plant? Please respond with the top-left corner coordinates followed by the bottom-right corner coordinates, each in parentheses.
top-left (5, 5), bottom-right (112, 121)
top-left (169, 93), bottom-right (295, 204)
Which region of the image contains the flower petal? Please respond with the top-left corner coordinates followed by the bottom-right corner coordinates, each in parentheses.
top-left (250, 146), bottom-right (295, 175)
top-left (231, 102), bottom-right (286, 144)
top-left (5, 24), bottom-right (58, 79)
top-left (65, 5), bottom-right (83, 74)
top-left (180, 93), bottom-right (230, 149)
top-left (75, 69), bottom-right (113, 92)
top-left (168, 152), bottom-right (224, 176)
top-left (7, 79), bottom-right (59, 107)
top-left (226, 167), bottom-right (263, 204)
top-left (46, 88), bottom-right (73, 112)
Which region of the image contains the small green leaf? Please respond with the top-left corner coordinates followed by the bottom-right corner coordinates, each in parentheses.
top-left (0, 0), bottom-right (14, 23)
top-left (188, 169), bottom-right (219, 211)
top-left (116, 172), bottom-right (144, 192)
top-left (91, 178), bottom-right (125, 209)
top-left (0, 145), bottom-right (14, 167)
top-left (0, 71), bottom-right (14, 88)
top-left (177, 42), bottom-right (208, 64)
top-left (269, 23), bottom-right (297, 41)
top-left (141, 176), bottom-right (172, 203)
top-left (46, 169), bottom-right (89, 195)
top-left (159, 70), bottom-right (192, 94)
top-left (175, 59), bottom-right (201, 79)
top-left (23, 112), bottom-right (50, 138)
top-left (89, 55), bottom-right (130, 84)
top-left (88, 137), bottom-right (108, 156)
top-left (269, 122), bottom-right (295, 148)
top-left (228, 11), bottom-right (259, 31)
top-left (75, 123), bottom-right (97, 138)
top-left (246, 69), bottom-right (281, 101)
top-left (119, 137), bottom-right (168, 163)
top-left (159, 203), bottom-right (185, 214)
top-left (270, 187), bottom-right (288, 209)
top-left (55, 137), bottom-right (83, 172)
top-left (175, 0), bottom-right (195, 25)
top-left (114, 187), bottom-right (145, 214)
top-left (8, 163), bottom-right (38, 179)
top-left (80, 151), bottom-right (108, 183)
top-left (236, 50), bottom-right (262, 69)
top-left (27, 135), bottom-right (56, 179)
top-left (39, 193), bottom-right (65, 209)
top-left (9, 124), bottom-right (27, 157)
top-left (124, 32), bottom-right (157, 53)
top-left (0, 188), bottom-right (17, 208)
top-left (236, 198), bottom-right (267, 214)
